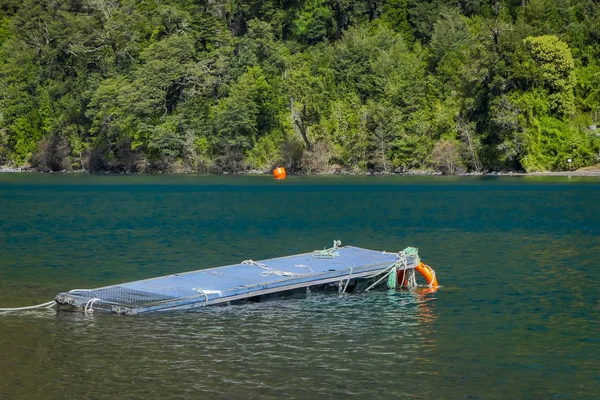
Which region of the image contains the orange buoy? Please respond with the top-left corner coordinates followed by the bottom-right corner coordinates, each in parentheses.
top-left (415, 262), bottom-right (439, 289)
top-left (273, 167), bottom-right (286, 180)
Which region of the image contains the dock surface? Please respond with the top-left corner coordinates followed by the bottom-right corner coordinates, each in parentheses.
top-left (56, 245), bottom-right (417, 314)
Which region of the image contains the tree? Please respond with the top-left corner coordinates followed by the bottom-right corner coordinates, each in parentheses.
top-left (293, 0), bottom-right (332, 44)
top-left (524, 34), bottom-right (575, 116)
top-left (430, 7), bottom-right (473, 65)
top-left (285, 50), bottom-right (333, 150)
top-left (432, 139), bottom-right (463, 174)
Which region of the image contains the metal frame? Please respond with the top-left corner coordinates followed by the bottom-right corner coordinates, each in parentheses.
top-left (55, 246), bottom-right (418, 315)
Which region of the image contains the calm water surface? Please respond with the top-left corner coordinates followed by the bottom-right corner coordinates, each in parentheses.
top-left (0, 174), bottom-right (599, 399)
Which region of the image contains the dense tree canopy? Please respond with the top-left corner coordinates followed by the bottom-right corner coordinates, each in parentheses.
top-left (0, 0), bottom-right (598, 173)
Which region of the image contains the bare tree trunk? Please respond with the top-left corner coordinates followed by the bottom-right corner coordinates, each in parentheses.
top-left (294, 120), bottom-right (312, 150)
top-left (290, 97), bottom-right (312, 149)
top-left (487, 0), bottom-right (501, 46)
top-left (381, 138), bottom-right (386, 171)
top-left (465, 130), bottom-right (481, 172)
top-left (458, 117), bottom-right (481, 172)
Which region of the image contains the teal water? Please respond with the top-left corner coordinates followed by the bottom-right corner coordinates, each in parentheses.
top-left (0, 174), bottom-right (599, 399)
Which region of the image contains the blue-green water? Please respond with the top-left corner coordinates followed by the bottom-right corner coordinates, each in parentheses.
top-left (0, 174), bottom-right (599, 399)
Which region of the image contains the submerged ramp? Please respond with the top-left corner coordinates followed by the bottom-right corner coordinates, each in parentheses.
top-left (55, 244), bottom-right (420, 315)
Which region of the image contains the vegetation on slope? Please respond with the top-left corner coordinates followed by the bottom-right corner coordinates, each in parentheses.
top-left (0, 0), bottom-right (599, 173)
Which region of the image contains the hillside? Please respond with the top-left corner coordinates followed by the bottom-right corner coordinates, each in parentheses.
top-left (0, 0), bottom-right (599, 173)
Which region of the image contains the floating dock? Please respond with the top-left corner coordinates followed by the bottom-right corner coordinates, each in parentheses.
top-left (54, 242), bottom-right (437, 315)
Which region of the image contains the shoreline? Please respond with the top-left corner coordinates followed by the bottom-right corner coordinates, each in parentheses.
top-left (1, 166), bottom-right (600, 177)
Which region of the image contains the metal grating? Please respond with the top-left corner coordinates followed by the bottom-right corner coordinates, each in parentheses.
top-left (68, 287), bottom-right (176, 306)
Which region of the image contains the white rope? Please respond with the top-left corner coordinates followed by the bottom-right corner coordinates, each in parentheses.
top-left (392, 251), bottom-right (414, 288)
top-left (312, 240), bottom-right (342, 259)
top-left (365, 267), bottom-right (396, 292)
top-left (363, 266), bottom-right (391, 280)
top-left (364, 252), bottom-right (410, 292)
top-left (406, 268), bottom-right (417, 290)
top-left (84, 298), bottom-right (101, 314)
top-left (294, 264), bottom-right (314, 274)
top-left (192, 288), bottom-right (222, 307)
top-left (397, 251), bottom-right (407, 270)
top-left (362, 262), bottom-right (397, 280)
top-left (193, 288), bottom-right (209, 307)
top-left (241, 260), bottom-right (313, 277)
top-left (342, 267), bottom-right (353, 293)
top-left (425, 267), bottom-right (436, 288)
top-left (0, 301), bottom-right (56, 312)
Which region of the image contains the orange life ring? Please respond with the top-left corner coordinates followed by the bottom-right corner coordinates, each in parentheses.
top-left (397, 262), bottom-right (439, 289)
top-left (415, 262), bottom-right (439, 288)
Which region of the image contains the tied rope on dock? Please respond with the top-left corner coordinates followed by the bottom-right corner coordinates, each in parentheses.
top-left (191, 288), bottom-right (223, 307)
top-left (312, 240), bottom-right (341, 259)
top-left (241, 260), bottom-right (313, 277)
top-left (365, 247), bottom-right (419, 291)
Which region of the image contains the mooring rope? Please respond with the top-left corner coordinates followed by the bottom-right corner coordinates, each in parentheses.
top-left (342, 267), bottom-right (353, 293)
top-left (192, 288), bottom-right (210, 307)
top-left (84, 298), bottom-right (101, 314)
top-left (0, 288), bottom-right (99, 313)
top-left (0, 301), bottom-right (56, 313)
top-left (364, 265), bottom-right (397, 291)
top-left (399, 268), bottom-right (416, 290)
top-left (364, 250), bottom-right (413, 292)
top-left (362, 263), bottom-right (395, 280)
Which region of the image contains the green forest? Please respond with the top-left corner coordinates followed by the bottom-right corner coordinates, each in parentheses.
top-left (1, 0), bottom-right (599, 173)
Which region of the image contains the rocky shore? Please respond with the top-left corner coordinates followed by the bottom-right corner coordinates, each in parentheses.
top-left (0, 166), bottom-right (26, 173)
top-left (2, 165), bottom-right (599, 176)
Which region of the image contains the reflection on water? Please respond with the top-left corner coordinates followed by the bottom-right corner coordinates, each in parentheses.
top-left (1, 174), bottom-right (599, 399)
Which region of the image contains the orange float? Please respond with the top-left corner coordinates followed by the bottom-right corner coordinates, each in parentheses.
top-left (415, 262), bottom-right (439, 289)
top-left (273, 167), bottom-right (286, 180)
top-left (396, 262), bottom-right (439, 289)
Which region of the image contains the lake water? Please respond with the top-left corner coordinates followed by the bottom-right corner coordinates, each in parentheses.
top-left (0, 174), bottom-right (599, 399)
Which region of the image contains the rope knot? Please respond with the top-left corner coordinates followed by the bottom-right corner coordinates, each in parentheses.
top-left (312, 239), bottom-right (342, 259)
top-left (241, 260), bottom-right (313, 277)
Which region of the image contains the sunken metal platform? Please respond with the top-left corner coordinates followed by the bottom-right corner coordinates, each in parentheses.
top-left (55, 244), bottom-right (419, 315)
